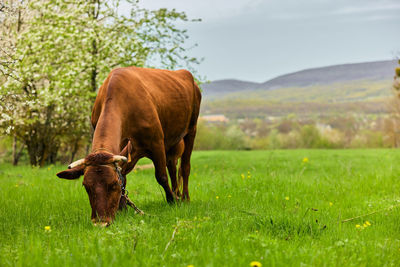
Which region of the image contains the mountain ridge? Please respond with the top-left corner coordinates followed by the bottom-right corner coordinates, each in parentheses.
top-left (202, 60), bottom-right (398, 98)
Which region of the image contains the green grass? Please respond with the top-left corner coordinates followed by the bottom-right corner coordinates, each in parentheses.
top-left (2, 150), bottom-right (400, 266)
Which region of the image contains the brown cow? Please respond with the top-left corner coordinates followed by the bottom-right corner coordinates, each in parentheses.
top-left (56, 67), bottom-right (201, 226)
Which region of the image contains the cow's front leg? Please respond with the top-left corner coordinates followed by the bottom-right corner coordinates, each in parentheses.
top-left (151, 143), bottom-right (176, 203)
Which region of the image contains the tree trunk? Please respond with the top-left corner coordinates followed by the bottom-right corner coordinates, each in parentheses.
top-left (12, 135), bottom-right (25, 166)
top-left (25, 128), bottom-right (47, 166)
top-left (26, 140), bottom-right (38, 166)
top-left (12, 134), bottom-right (17, 165)
top-left (39, 143), bottom-right (49, 167)
top-left (48, 145), bottom-right (58, 164)
top-left (70, 140), bottom-right (79, 163)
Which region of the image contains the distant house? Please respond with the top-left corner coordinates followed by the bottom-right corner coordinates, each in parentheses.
top-left (200, 114), bottom-right (229, 123)
top-left (316, 123), bottom-right (332, 132)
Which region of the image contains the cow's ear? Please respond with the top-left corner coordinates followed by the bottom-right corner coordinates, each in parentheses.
top-left (56, 165), bottom-right (84, 180)
top-left (119, 140), bottom-right (132, 163)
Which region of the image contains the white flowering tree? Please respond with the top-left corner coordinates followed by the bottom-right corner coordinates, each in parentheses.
top-left (0, 0), bottom-right (31, 165)
top-left (0, 0), bottom-right (200, 166)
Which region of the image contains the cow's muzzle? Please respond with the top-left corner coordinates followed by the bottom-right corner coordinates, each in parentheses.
top-left (92, 218), bottom-right (111, 227)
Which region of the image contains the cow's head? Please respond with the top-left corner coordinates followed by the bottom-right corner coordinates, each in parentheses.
top-left (56, 150), bottom-right (129, 227)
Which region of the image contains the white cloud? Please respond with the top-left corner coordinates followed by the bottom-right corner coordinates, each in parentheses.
top-left (333, 2), bottom-right (400, 15)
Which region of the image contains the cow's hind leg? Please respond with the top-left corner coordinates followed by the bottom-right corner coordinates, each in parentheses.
top-left (167, 158), bottom-right (181, 199)
top-left (151, 142), bottom-right (176, 203)
top-left (181, 129), bottom-right (196, 201)
top-left (167, 140), bottom-right (184, 198)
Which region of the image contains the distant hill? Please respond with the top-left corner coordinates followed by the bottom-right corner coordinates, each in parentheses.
top-left (201, 79), bottom-right (260, 98)
top-left (259, 60), bottom-right (398, 90)
top-left (201, 60), bottom-right (399, 118)
top-left (202, 60), bottom-right (398, 98)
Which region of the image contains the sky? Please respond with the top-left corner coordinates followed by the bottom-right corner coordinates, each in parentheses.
top-left (138, 0), bottom-right (400, 82)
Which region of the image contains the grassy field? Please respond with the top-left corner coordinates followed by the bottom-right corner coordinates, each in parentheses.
top-left (2, 150), bottom-right (400, 266)
top-left (201, 79), bottom-right (392, 117)
top-left (222, 79), bottom-right (392, 103)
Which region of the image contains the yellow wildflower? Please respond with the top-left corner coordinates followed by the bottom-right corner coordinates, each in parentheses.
top-left (44, 226), bottom-right (51, 232)
top-left (329, 202), bottom-right (333, 206)
top-left (187, 265), bottom-right (194, 267)
top-left (285, 196), bottom-right (289, 201)
top-left (241, 174), bottom-right (245, 179)
top-left (250, 261), bottom-right (262, 267)
top-left (216, 196), bottom-right (219, 199)
top-left (15, 184), bottom-right (19, 187)
top-left (363, 221), bottom-right (371, 228)
top-left (303, 157), bottom-right (309, 163)
top-left (228, 195), bottom-right (232, 198)
top-left (355, 224), bottom-right (361, 228)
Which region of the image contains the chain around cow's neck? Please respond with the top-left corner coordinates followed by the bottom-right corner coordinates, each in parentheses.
top-left (90, 147), bottom-right (143, 213)
top-left (98, 163), bottom-right (126, 195)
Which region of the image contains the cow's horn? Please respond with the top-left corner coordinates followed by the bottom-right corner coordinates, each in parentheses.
top-left (68, 158), bottom-right (85, 169)
top-left (113, 155), bottom-right (127, 163)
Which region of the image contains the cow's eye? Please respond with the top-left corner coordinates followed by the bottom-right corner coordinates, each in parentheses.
top-left (108, 182), bottom-right (119, 191)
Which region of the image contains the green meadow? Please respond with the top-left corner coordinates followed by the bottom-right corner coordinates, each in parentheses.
top-left (202, 79), bottom-right (392, 117)
top-left (225, 79), bottom-right (392, 103)
top-left (2, 150), bottom-right (400, 266)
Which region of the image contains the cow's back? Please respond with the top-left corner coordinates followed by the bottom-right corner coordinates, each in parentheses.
top-left (92, 67), bottom-right (201, 151)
